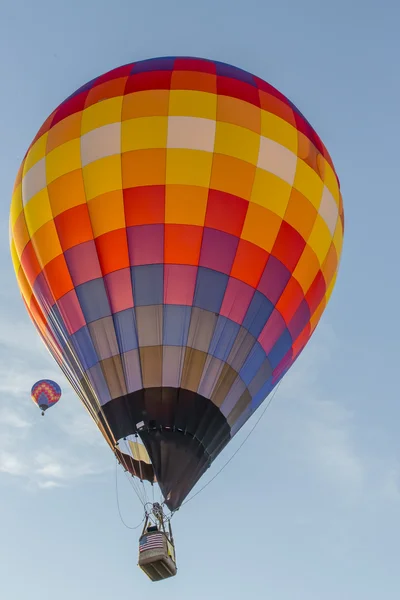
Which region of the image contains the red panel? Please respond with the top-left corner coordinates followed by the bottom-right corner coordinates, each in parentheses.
top-left (205, 190), bottom-right (248, 237)
top-left (125, 71), bottom-right (172, 93)
top-left (42, 254), bottom-right (74, 301)
top-left (124, 185), bottom-right (165, 226)
top-left (54, 204), bottom-right (94, 251)
top-left (276, 276), bottom-right (304, 324)
top-left (217, 76), bottom-right (260, 106)
top-left (95, 229), bottom-right (130, 275)
top-left (305, 270), bottom-right (327, 316)
top-left (272, 221), bottom-right (306, 272)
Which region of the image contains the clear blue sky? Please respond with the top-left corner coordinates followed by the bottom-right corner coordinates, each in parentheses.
top-left (1, 1), bottom-right (399, 598)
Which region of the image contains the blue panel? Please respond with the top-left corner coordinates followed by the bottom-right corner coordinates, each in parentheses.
top-left (214, 61), bottom-right (256, 85)
top-left (163, 305), bottom-right (191, 347)
top-left (70, 326), bottom-right (98, 370)
top-left (75, 278), bottom-right (111, 323)
top-left (131, 57), bottom-right (176, 73)
top-left (268, 329), bottom-right (293, 369)
top-left (113, 309), bottom-right (138, 353)
top-left (239, 343), bottom-right (266, 386)
top-left (242, 291), bottom-right (274, 338)
top-left (48, 305), bottom-right (69, 348)
top-left (86, 364), bottom-right (111, 405)
top-left (209, 316), bottom-right (240, 361)
top-left (194, 268), bottom-right (228, 313)
top-left (131, 264), bottom-right (163, 306)
top-left (251, 377), bottom-right (274, 410)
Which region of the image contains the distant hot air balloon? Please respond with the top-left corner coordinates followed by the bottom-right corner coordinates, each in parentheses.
top-left (10, 56), bottom-right (344, 579)
top-left (31, 379), bottom-right (61, 415)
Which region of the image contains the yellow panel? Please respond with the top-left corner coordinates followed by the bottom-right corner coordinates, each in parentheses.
top-left (324, 161), bottom-right (340, 204)
top-left (23, 133), bottom-right (48, 174)
top-left (81, 96), bottom-right (124, 134)
top-left (251, 168), bottom-right (291, 217)
top-left (32, 220), bottom-right (63, 268)
top-left (10, 183), bottom-right (23, 228)
top-left (121, 116), bottom-right (168, 152)
top-left (166, 149), bottom-right (213, 188)
top-left (332, 218), bottom-right (344, 257)
top-left (307, 214), bottom-right (332, 265)
top-left (24, 188), bottom-right (53, 237)
top-left (46, 138), bottom-right (81, 184)
top-left (169, 90), bottom-right (217, 119)
top-left (293, 159), bottom-right (324, 210)
top-left (12, 211), bottom-right (30, 258)
top-left (83, 154), bottom-right (122, 201)
top-left (214, 122), bottom-right (259, 165)
top-left (128, 440), bottom-right (151, 464)
top-left (10, 239), bottom-right (20, 274)
top-left (17, 267), bottom-right (33, 305)
top-left (165, 185), bottom-right (208, 225)
top-left (324, 271), bottom-right (337, 305)
top-left (88, 190), bottom-right (125, 237)
top-left (210, 153), bottom-right (255, 200)
top-left (260, 111), bottom-right (298, 154)
top-left (241, 203), bottom-right (282, 252)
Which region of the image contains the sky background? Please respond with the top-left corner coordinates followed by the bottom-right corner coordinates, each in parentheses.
top-left (0, 0), bottom-right (399, 598)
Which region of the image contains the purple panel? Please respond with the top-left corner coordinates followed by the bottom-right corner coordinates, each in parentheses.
top-left (258, 308), bottom-right (286, 354)
top-left (214, 61), bottom-right (256, 85)
top-left (57, 290), bottom-right (86, 335)
top-left (64, 240), bottom-right (102, 287)
top-left (268, 329), bottom-right (293, 369)
top-left (127, 224), bottom-right (164, 266)
top-left (164, 264), bottom-right (197, 306)
top-left (131, 57), bottom-right (176, 73)
top-left (86, 363), bottom-right (111, 405)
top-left (257, 256), bottom-right (291, 305)
top-left (199, 228), bottom-right (239, 275)
top-left (220, 277), bottom-right (254, 325)
top-left (33, 272), bottom-right (54, 313)
top-left (287, 299), bottom-right (311, 340)
top-left (104, 268), bottom-right (134, 314)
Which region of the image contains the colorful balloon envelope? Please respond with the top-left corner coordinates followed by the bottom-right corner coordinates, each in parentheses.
top-left (10, 57), bottom-right (344, 511)
top-left (31, 379), bottom-right (62, 415)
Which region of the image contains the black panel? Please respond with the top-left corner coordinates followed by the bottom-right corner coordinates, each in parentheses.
top-left (100, 388), bottom-right (231, 510)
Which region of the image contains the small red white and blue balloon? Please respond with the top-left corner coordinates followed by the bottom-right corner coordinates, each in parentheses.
top-left (31, 380), bottom-right (62, 415)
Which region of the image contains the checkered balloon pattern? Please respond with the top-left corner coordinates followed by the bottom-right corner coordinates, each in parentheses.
top-left (31, 379), bottom-right (62, 410)
top-left (10, 57), bottom-right (343, 507)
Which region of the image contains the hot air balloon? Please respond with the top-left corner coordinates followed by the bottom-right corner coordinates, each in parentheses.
top-left (31, 379), bottom-right (61, 415)
top-left (10, 56), bottom-right (344, 580)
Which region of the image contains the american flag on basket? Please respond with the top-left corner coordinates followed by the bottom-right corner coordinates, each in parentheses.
top-left (139, 533), bottom-right (164, 553)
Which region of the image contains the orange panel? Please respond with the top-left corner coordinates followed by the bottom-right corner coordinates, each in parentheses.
top-left (230, 239), bottom-right (268, 288)
top-left (283, 188), bottom-right (318, 241)
top-left (46, 112), bottom-right (82, 153)
top-left (171, 70), bottom-right (217, 93)
top-left (121, 149), bottom-right (166, 188)
top-left (164, 224), bottom-right (203, 265)
top-left (95, 229), bottom-right (130, 275)
top-left (122, 90), bottom-right (170, 120)
top-left (210, 154), bottom-right (255, 200)
top-left (42, 254), bottom-right (74, 301)
top-left (48, 169), bottom-right (86, 217)
top-left (54, 204), bottom-right (94, 251)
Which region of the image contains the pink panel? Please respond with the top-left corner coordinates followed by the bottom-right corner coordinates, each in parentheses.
top-left (164, 264), bottom-right (197, 305)
top-left (104, 268), bottom-right (134, 313)
top-left (64, 240), bottom-right (102, 286)
top-left (220, 277), bottom-right (254, 324)
top-left (57, 289), bottom-right (86, 335)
